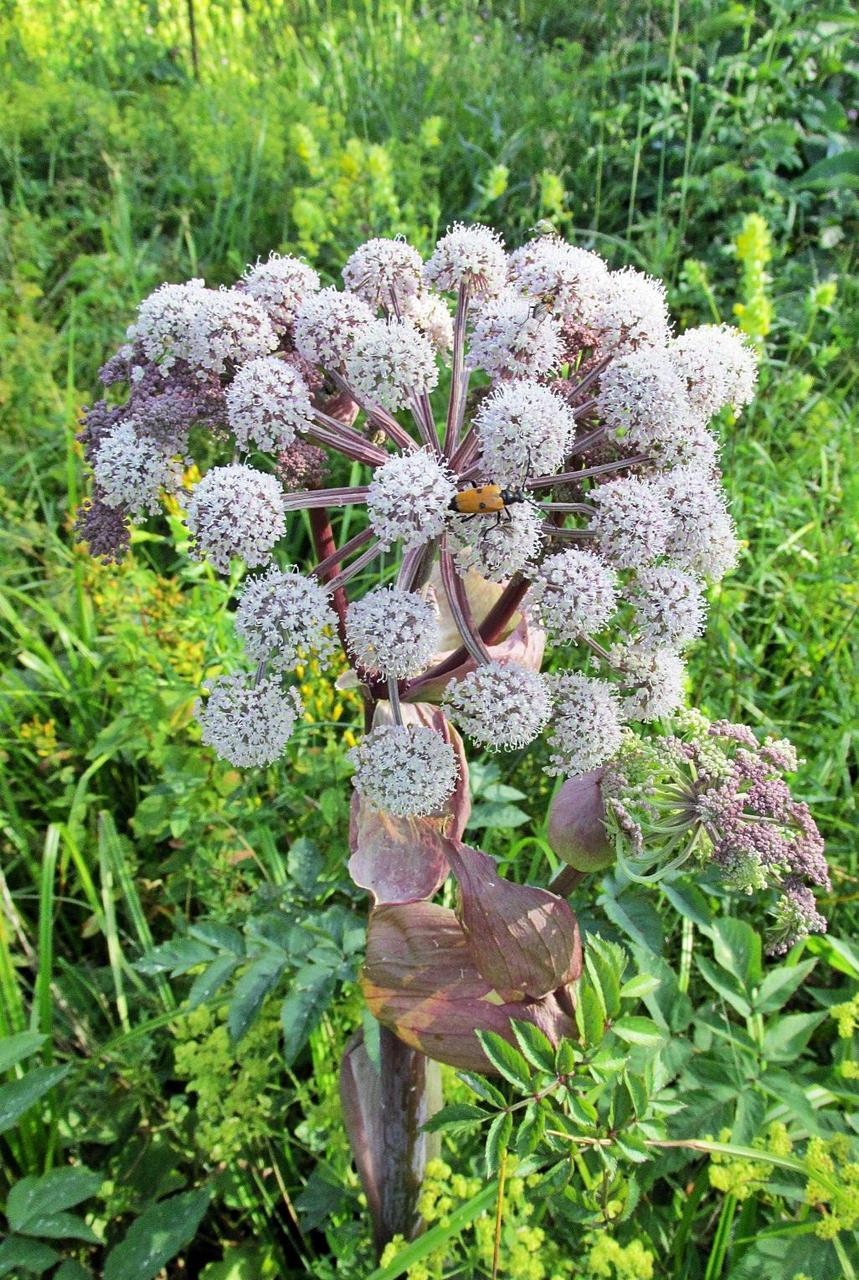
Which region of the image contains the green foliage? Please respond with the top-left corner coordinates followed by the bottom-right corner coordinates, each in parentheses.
top-left (0, 0), bottom-right (857, 1275)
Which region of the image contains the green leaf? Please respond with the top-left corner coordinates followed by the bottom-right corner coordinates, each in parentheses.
top-left (611, 1016), bottom-right (665, 1049)
top-left (599, 888), bottom-right (663, 952)
top-left (484, 1110), bottom-right (512, 1177)
top-left (0, 1066), bottom-right (69, 1135)
top-left (566, 1091), bottom-right (599, 1129)
top-left (188, 954), bottom-right (240, 1010)
top-left (8, 1167), bottom-right (102, 1240)
top-left (619, 973), bottom-right (661, 1000)
top-left (55, 1262), bottom-right (93, 1280)
top-left (762, 1011), bottom-right (827, 1062)
top-left (468, 802), bottom-right (530, 829)
top-left (575, 982), bottom-right (606, 1048)
top-left (624, 1071), bottom-right (649, 1118)
top-left (423, 1102), bottom-right (489, 1133)
top-left (457, 1072), bottom-right (507, 1108)
top-left (475, 1031), bottom-right (532, 1091)
top-left (187, 922), bottom-right (245, 956)
top-left (515, 1102), bottom-right (544, 1156)
top-left (103, 1187), bottom-right (211, 1280)
top-left (793, 148), bottom-right (859, 190)
top-left (752, 959), bottom-right (817, 1013)
top-left (510, 1020), bottom-right (556, 1074)
top-left (613, 1132), bottom-right (650, 1163)
top-left (287, 837), bottom-right (324, 895)
top-left (280, 965), bottom-right (335, 1065)
top-left (697, 955), bottom-right (752, 1018)
top-left (0, 1237), bottom-right (60, 1277)
top-left (660, 879), bottom-right (713, 928)
top-left (136, 938), bottom-right (214, 977)
top-left (228, 954), bottom-right (286, 1044)
top-left (554, 1039), bottom-right (577, 1075)
top-left (0, 1033), bottom-right (47, 1074)
top-left (585, 936), bottom-right (626, 1018)
top-left (710, 918), bottom-right (762, 989)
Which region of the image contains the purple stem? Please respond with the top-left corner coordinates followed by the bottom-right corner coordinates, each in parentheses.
top-left (438, 545), bottom-right (492, 666)
top-left (443, 281), bottom-right (470, 456)
top-left (329, 371), bottom-right (417, 454)
top-left (541, 523), bottom-right (597, 541)
top-left (282, 485), bottom-right (370, 513)
top-left (527, 455), bottom-right (650, 489)
top-left (536, 501), bottom-right (595, 515)
top-left (308, 415), bottom-right (390, 467)
top-left (325, 540), bottom-right (384, 593)
top-left (311, 525), bottom-right (375, 580)
top-left (308, 508), bottom-right (349, 652)
top-left (449, 426), bottom-right (479, 475)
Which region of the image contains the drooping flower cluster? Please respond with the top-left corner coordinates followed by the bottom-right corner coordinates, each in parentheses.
top-left (600, 711), bottom-right (830, 953)
top-left (76, 225), bottom-right (766, 819)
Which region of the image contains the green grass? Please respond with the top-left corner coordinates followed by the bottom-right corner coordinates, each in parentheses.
top-left (0, 0), bottom-right (857, 1276)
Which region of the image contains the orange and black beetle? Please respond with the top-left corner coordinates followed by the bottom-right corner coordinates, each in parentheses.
top-left (448, 483), bottom-right (529, 518)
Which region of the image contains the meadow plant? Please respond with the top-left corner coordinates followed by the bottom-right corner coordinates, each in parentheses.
top-left (75, 224), bottom-right (830, 1248)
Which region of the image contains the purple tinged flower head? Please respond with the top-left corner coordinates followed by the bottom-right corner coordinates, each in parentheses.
top-left (544, 672), bottom-right (623, 776)
top-left (366, 449), bottom-right (456, 550)
top-left (526, 549), bottom-right (618, 645)
top-left (581, 266), bottom-right (672, 353)
top-left (768, 879), bottom-right (828, 956)
top-left (467, 288), bottom-right (563, 379)
top-left (349, 723), bottom-right (459, 817)
top-left (343, 318), bottom-right (438, 410)
top-left (596, 346), bottom-right (698, 454)
top-left (507, 237), bottom-right (608, 319)
top-left (195, 673), bottom-right (302, 767)
top-left (73, 491), bottom-right (132, 564)
top-left (671, 324), bottom-right (759, 419)
top-left (293, 287), bottom-right (376, 368)
top-left (239, 252), bottom-right (320, 330)
top-left (226, 355), bottom-right (315, 453)
top-left (630, 565), bottom-right (707, 650)
top-left (234, 565), bottom-right (339, 671)
top-left (474, 379), bottom-right (576, 485)
top-left (423, 222), bottom-right (507, 297)
top-left (443, 661), bottom-right (552, 750)
top-left (186, 464), bottom-right (286, 573)
top-left (590, 475), bottom-right (673, 568)
top-left (92, 420), bottom-right (183, 517)
top-left (450, 500), bottom-right (543, 582)
top-left (345, 586), bottom-right (441, 679)
top-left (342, 237), bottom-right (423, 306)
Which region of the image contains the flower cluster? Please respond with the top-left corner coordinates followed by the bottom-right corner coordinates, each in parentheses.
top-left (601, 711), bottom-right (830, 954)
top-left (76, 227), bottom-right (764, 826)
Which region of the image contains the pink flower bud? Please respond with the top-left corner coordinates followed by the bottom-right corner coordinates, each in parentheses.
top-left (547, 770), bottom-right (614, 872)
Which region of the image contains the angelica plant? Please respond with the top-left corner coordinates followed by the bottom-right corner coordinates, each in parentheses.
top-left (76, 223), bottom-right (829, 1250)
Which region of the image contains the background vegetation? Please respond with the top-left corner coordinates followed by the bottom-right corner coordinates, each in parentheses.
top-left (0, 1), bottom-right (856, 1276)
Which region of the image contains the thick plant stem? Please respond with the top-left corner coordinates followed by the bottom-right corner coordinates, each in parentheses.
top-left (340, 1026), bottom-right (442, 1258)
top-left (308, 508), bottom-right (349, 651)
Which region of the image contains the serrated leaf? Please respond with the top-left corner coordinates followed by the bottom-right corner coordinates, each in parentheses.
top-left (457, 1072), bottom-right (507, 1108)
top-left (566, 1092), bottom-right (599, 1129)
top-left (510, 1020), bottom-right (556, 1074)
top-left (228, 955), bottom-right (285, 1044)
top-left (187, 954), bottom-right (240, 1010)
top-left (0, 1066), bottom-right (69, 1135)
top-left (554, 1039), bottom-right (577, 1075)
top-left (103, 1187), bottom-right (211, 1280)
top-left (585, 937), bottom-right (625, 1018)
top-left (710, 918), bottom-right (762, 989)
top-left (613, 1132), bottom-right (651, 1163)
top-left (660, 879), bottom-right (713, 928)
top-left (8, 1167), bottom-right (102, 1239)
top-left (187, 922), bottom-right (245, 956)
top-left (612, 1016), bottom-right (664, 1049)
top-left (762, 1011), bottom-right (827, 1062)
top-left (423, 1102), bottom-right (489, 1133)
top-left (536, 1159), bottom-right (571, 1195)
top-left (475, 1031), bottom-right (532, 1091)
top-left (624, 1071), bottom-right (649, 1118)
top-left (619, 973), bottom-right (661, 1000)
top-left (0, 1033), bottom-right (47, 1074)
top-left (484, 1110), bottom-right (512, 1177)
top-left (515, 1102), bottom-right (544, 1156)
top-left (599, 888), bottom-right (663, 952)
top-left (574, 982), bottom-right (605, 1048)
top-left (281, 965), bottom-right (335, 1065)
top-left (136, 938), bottom-right (213, 977)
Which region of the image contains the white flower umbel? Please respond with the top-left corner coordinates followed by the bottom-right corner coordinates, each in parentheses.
top-left (240, 253), bottom-right (320, 330)
top-left (342, 237), bottom-right (423, 306)
top-left (474, 379), bottom-right (576, 485)
top-left (631, 565), bottom-right (707, 649)
top-left (367, 449), bottom-right (456, 549)
top-left (226, 356), bottom-right (315, 453)
top-left (507, 238), bottom-right (608, 319)
top-left (93, 420), bottom-right (183, 517)
top-left (596, 347), bottom-right (697, 454)
top-left (401, 291), bottom-right (454, 355)
top-left (235, 566), bottom-right (339, 671)
top-left (184, 289), bottom-right (279, 376)
top-left (582, 267), bottom-right (672, 353)
top-left (651, 421), bottom-right (720, 472)
top-left (423, 222), bottom-right (507, 297)
top-left (544, 671), bottom-right (623, 776)
top-left (443, 661), bottom-right (551, 750)
top-left (657, 466), bottom-right (739, 582)
top-left (196, 674), bottom-right (302, 767)
top-left (345, 586), bottom-right (440, 678)
top-left (671, 324), bottom-right (759, 418)
top-left (128, 279), bottom-right (208, 371)
top-left (467, 288), bottom-right (562, 379)
top-left (590, 475), bottom-right (672, 568)
top-left (186, 464), bottom-right (286, 573)
top-left (293, 287), bottom-right (377, 368)
top-left (450, 501), bottom-right (542, 582)
top-left (349, 723), bottom-right (459, 816)
top-left (344, 318), bottom-right (439, 411)
top-left (611, 644), bottom-right (687, 722)
top-left (527, 549), bottom-right (618, 644)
